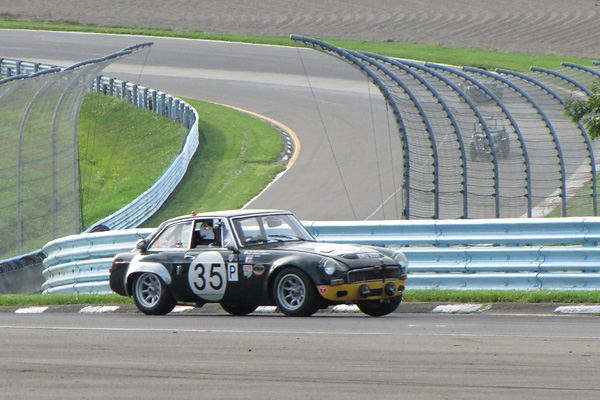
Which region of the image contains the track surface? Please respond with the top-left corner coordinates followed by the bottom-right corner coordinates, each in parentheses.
top-left (1, 312), bottom-right (599, 399)
top-left (2, 0), bottom-right (599, 58)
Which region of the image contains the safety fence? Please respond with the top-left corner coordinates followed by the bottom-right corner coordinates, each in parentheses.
top-left (0, 47), bottom-right (198, 293)
top-left (0, 58), bottom-right (56, 77)
top-left (0, 53), bottom-right (198, 236)
top-left (291, 36), bottom-right (600, 220)
top-left (41, 217), bottom-right (600, 294)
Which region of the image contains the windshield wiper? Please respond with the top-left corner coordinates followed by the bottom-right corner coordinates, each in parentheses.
top-left (267, 234), bottom-right (305, 242)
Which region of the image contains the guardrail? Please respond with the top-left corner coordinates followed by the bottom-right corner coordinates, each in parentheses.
top-left (41, 217), bottom-right (600, 294)
top-left (0, 58), bottom-right (57, 77)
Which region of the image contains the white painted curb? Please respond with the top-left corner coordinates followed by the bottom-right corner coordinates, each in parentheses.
top-left (15, 306), bottom-right (49, 314)
top-left (554, 305), bottom-right (600, 314)
top-left (79, 305), bottom-right (120, 313)
top-left (432, 304), bottom-right (492, 313)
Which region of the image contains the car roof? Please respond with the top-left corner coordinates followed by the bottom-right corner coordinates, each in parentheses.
top-left (166, 209), bottom-right (292, 223)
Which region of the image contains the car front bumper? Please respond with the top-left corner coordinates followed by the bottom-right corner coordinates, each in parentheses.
top-left (316, 279), bottom-right (405, 302)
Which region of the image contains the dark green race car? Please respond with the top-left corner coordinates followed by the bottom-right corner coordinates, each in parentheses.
top-left (110, 209), bottom-right (407, 317)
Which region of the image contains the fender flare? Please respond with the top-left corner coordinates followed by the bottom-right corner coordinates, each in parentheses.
top-left (126, 261), bottom-right (171, 295)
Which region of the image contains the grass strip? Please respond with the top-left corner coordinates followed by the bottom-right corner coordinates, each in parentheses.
top-left (78, 92), bottom-right (188, 228)
top-left (403, 289), bottom-right (600, 304)
top-left (78, 95), bottom-right (285, 228)
top-left (140, 99), bottom-right (286, 227)
top-left (0, 293), bottom-right (133, 307)
top-left (1, 290), bottom-right (598, 307)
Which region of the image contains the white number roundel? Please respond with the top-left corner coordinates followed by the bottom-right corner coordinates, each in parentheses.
top-left (188, 252), bottom-right (227, 301)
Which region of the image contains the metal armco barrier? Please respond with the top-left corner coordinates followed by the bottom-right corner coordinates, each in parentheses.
top-left (42, 217), bottom-right (600, 294)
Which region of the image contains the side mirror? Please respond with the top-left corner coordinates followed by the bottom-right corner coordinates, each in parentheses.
top-left (225, 242), bottom-right (239, 254)
top-left (136, 239), bottom-right (147, 251)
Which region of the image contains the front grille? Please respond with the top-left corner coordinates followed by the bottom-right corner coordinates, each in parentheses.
top-left (347, 266), bottom-right (401, 284)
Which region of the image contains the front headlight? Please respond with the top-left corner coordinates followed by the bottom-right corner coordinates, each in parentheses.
top-left (320, 258), bottom-right (344, 276)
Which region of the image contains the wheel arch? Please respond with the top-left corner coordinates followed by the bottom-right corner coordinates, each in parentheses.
top-left (125, 261), bottom-right (171, 295)
top-left (267, 257), bottom-right (320, 304)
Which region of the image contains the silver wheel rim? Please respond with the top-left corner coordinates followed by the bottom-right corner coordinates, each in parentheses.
top-left (135, 273), bottom-right (161, 308)
top-left (277, 273), bottom-right (305, 311)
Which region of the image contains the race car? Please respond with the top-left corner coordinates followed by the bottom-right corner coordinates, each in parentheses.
top-left (109, 209), bottom-right (407, 317)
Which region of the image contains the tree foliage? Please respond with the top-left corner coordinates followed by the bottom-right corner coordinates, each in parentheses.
top-left (565, 82), bottom-right (600, 139)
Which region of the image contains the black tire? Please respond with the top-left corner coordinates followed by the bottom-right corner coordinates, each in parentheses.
top-left (132, 272), bottom-right (177, 315)
top-left (220, 302), bottom-right (258, 316)
top-left (357, 296), bottom-right (402, 317)
top-left (273, 268), bottom-right (319, 317)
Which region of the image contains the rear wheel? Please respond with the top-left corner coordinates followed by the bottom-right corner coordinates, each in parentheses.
top-left (357, 296), bottom-right (402, 317)
top-left (220, 302), bottom-right (258, 316)
top-left (132, 272), bottom-right (176, 315)
top-left (273, 268), bottom-right (319, 317)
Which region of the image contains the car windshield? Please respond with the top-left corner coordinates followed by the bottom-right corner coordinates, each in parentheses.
top-left (231, 214), bottom-right (314, 246)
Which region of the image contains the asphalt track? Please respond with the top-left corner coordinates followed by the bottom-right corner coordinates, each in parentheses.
top-left (1, 311), bottom-right (599, 399)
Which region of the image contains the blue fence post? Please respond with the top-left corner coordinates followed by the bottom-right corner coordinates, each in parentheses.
top-left (120, 81), bottom-right (126, 100)
top-left (142, 87), bottom-right (148, 109)
top-left (132, 84), bottom-right (138, 106)
top-left (173, 99), bottom-right (179, 121)
top-left (167, 96), bottom-right (173, 119)
top-left (151, 90), bottom-right (158, 113)
top-left (160, 93), bottom-right (166, 116)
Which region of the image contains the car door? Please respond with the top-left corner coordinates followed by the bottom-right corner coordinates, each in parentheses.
top-left (143, 220), bottom-right (194, 300)
top-left (180, 218), bottom-right (241, 303)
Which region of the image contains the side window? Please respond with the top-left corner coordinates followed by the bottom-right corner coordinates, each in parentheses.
top-left (222, 222), bottom-right (233, 248)
top-left (191, 219), bottom-right (223, 248)
top-left (151, 222), bottom-right (192, 249)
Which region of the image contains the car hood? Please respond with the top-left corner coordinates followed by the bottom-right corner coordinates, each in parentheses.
top-left (275, 241), bottom-right (393, 264)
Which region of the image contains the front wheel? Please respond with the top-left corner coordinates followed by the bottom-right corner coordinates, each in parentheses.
top-left (132, 272), bottom-right (176, 315)
top-left (357, 296), bottom-right (402, 317)
top-left (273, 268), bottom-right (319, 317)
